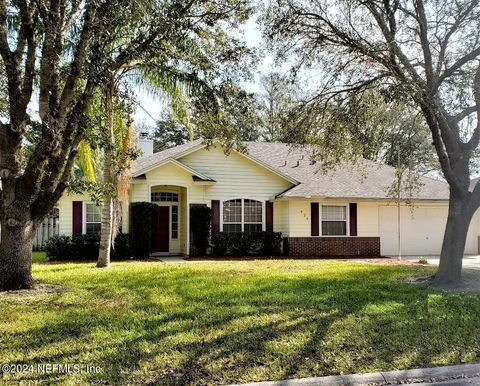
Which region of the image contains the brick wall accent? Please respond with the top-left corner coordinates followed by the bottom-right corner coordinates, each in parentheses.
top-left (285, 237), bottom-right (380, 257)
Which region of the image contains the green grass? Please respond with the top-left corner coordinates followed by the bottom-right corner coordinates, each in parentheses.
top-left (1, 259), bottom-right (480, 385)
top-left (32, 251), bottom-right (48, 263)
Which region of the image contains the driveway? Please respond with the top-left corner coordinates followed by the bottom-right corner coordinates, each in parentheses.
top-left (398, 255), bottom-right (480, 270)
top-left (396, 255), bottom-right (480, 292)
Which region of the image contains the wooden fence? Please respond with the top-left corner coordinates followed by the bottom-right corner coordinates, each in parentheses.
top-left (33, 208), bottom-right (59, 250)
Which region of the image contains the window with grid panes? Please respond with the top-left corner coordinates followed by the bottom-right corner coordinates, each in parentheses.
top-left (222, 199), bottom-right (263, 232)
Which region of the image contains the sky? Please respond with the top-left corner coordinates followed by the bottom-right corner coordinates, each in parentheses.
top-left (132, 15), bottom-right (270, 129)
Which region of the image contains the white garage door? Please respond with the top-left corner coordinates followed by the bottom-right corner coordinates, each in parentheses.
top-left (379, 206), bottom-right (448, 256)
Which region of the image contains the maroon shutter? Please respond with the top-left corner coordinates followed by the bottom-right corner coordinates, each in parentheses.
top-left (211, 200), bottom-right (220, 234)
top-left (311, 202), bottom-right (319, 236)
top-left (349, 203), bottom-right (357, 236)
top-left (72, 201), bottom-right (83, 234)
top-left (266, 201), bottom-right (274, 232)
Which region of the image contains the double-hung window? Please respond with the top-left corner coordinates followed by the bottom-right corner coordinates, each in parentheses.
top-left (85, 203), bottom-right (101, 235)
top-left (321, 205), bottom-right (347, 236)
top-left (223, 199), bottom-right (263, 233)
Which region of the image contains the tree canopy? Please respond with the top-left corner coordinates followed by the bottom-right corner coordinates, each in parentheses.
top-left (265, 0), bottom-right (480, 284)
top-left (0, 0), bottom-right (254, 290)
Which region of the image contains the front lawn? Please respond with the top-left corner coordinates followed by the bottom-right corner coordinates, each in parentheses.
top-left (1, 259), bottom-right (480, 385)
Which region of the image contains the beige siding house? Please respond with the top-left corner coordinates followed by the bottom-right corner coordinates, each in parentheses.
top-left (56, 139), bottom-right (480, 257)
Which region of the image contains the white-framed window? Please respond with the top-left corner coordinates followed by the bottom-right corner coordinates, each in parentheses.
top-left (321, 205), bottom-right (347, 236)
top-left (171, 205), bottom-right (178, 239)
top-left (84, 203), bottom-right (101, 235)
top-left (223, 199), bottom-right (263, 233)
top-left (151, 191), bottom-right (178, 202)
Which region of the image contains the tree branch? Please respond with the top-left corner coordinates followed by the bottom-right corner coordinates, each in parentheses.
top-left (437, 46), bottom-right (480, 87)
top-left (435, 0), bottom-right (479, 77)
top-left (38, 0), bottom-right (61, 120)
top-left (57, 3), bottom-right (97, 123)
top-left (0, 0), bottom-right (11, 59)
top-left (448, 105), bottom-right (477, 124)
top-left (465, 63), bottom-right (480, 151)
top-left (414, 0), bottom-right (435, 89)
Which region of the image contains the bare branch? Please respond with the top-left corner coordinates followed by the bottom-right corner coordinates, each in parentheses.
top-left (465, 63), bottom-right (480, 151)
top-left (448, 106), bottom-right (477, 124)
top-left (435, 0), bottom-right (479, 77)
top-left (414, 0), bottom-right (435, 88)
top-left (437, 46), bottom-right (480, 87)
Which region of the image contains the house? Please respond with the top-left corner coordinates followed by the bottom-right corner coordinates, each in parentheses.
top-left (56, 138), bottom-right (480, 257)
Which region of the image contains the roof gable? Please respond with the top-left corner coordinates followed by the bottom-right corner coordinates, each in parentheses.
top-left (132, 139), bottom-right (298, 185)
top-left (132, 140), bottom-right (450, 201)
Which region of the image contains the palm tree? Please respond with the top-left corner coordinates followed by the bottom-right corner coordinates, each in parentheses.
top-left (97, 76), bottom-right (137, 267)
top-left (75, 141), bottom-right (98, 182)
top-left (95, 61), bottom-right (211, 268)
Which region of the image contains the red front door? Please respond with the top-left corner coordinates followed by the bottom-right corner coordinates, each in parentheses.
top-left (155, 206), bottom-right (170, 252)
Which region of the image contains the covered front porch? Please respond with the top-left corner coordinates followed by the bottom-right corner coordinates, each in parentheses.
top-left (149, 184), bottom-right (189, 256)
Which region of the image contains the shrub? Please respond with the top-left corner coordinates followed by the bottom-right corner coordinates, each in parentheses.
top-left (261, 231), bottom-right (284, 255)
top-left (212, 231), bottom-right (282, 256)
top-left (72, 233), bottom-right (100, 259)
top-left (45, 233), bottom-right (131, 260)
top-left (44, 235), bottom-right (72, 260)
top-left (112, 233), bottom-right (131, 260)
top-left (130, 202), bottom-right (158, 257)
top-left (190, 205), bottom-right (211, 256)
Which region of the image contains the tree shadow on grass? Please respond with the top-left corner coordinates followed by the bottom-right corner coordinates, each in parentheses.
top-left (3, 262), bottom-right (480, 385)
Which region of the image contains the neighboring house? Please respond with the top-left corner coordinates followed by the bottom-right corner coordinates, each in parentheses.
top-left (56, 139), bottom-right (480, 256)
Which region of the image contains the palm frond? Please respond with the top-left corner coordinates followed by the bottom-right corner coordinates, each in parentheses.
top-left (76, 140), bottom-right (97, 182)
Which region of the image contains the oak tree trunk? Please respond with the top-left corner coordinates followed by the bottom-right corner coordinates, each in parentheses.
top-left (0, 212), bottom-right (37, 290)
top-left (435, 194), bottom-right (475, 285)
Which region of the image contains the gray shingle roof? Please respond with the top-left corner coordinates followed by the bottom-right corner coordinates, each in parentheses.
top-left (245, 142), bottom-right (449, 200)
top-left (132, 140), bottom-right (449, 200)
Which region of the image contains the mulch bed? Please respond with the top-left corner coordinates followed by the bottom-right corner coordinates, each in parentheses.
top-left (0, 283), bottom-right (66, 299)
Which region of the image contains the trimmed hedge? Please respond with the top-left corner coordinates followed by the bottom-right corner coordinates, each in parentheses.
top-left (45, 233), bottom-right (131, 260)
top-left (130, 202), bottom-right (159, 257)
top-left (190, 205), bottom-right (211, 256)
top-left (212, 231), bottom-right (282, 256)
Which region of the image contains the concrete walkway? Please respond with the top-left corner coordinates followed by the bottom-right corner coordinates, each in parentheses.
top-left (149, 255), bottom-right (186, 263)
top-left (232, 363), bottom-right (480, 386)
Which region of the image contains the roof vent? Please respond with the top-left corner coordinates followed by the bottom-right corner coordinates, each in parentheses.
top-left (280, 160), bottom-right (287, 167)
top-left (292, 160), bottom-right (300, 168)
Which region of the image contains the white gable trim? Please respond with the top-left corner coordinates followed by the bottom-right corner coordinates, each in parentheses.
top-left (134, 140), bottom-right (299, 186)
top-left (176, 141), bottom-right (299, 185)
top-left (133, 158), bottom-right (213, 181)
